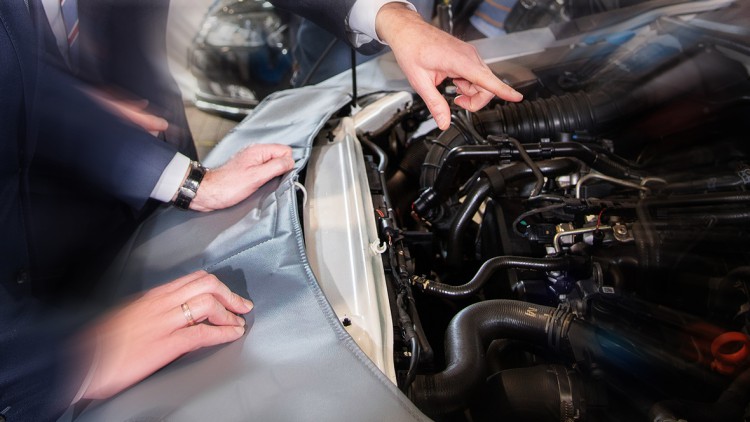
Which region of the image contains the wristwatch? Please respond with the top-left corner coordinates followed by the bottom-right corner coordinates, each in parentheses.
top-left (172, 161), bottom-right (207, 210)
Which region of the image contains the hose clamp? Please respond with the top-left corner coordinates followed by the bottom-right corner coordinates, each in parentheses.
top-left (549, 365), bottom-right (578, 422)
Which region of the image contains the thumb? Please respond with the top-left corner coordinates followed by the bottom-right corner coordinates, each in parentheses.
top-left (411, 78), bottom-right (451, 130)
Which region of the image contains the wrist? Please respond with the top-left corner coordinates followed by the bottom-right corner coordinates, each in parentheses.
top-left (375, 2), bottom-right (422, 44)
top-left (189, 169), bottom-right (223, 212)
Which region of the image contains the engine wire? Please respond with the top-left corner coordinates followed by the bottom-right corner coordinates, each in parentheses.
top-left (511, 203), bottom-right (567, 238)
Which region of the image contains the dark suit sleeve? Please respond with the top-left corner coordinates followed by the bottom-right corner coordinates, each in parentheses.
top-left (0, 2), bottom-right (94, 420)
top-left (77, 0), bottom-right (198, 160)
top-left (0, 291), bottom-right (96, 422)
top-left (270, 0), bottom-right (384, 54)
top-left (31, 61), bottom-right (178, 210)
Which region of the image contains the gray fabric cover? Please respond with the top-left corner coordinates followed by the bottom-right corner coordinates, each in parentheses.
top-left (72, 85), bottom-right (429, 421)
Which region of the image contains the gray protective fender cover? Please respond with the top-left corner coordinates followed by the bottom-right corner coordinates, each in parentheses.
top-left (68, 86), bottom-right (429, 422)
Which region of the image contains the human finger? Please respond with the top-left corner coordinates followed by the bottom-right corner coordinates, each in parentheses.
top-left (410, 74), bottom-right (452, 130)
top-left (94, 94), bottom-right (169, 133)
top-left (455, 89), bottom-right (496, 112)
top-left (174, 294), bottom-right (247, 328)
top-left (145, 270), bottom-right (210, 297)
top-left (453, 78), bottom-right (497, 111)
top-left (456, 63), bottom-right (523, 104)
top-left (171, 323), bottom-right (246, 353)
top-left (124, 109), bottom-right (169, 134)
top-left (454, 78), bottom-right (482, 97)
top-left (172, 273), bottom-right (253, 314)
top-left (254, 143), bottom-right (293, 159)
top-left (253, 155), bottom-right (295, 179)
top-left (238, 144), bottom-right (293, 166)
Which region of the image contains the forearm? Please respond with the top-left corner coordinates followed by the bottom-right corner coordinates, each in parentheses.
top-left (34, 62), bottom-right (175, 210)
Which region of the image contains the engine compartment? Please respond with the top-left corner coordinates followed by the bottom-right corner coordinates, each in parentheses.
top-left (303, 3), bottom-right (750, 421)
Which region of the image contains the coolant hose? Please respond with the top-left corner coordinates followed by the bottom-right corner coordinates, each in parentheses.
top-left (412, 256), bottom-right (585, 298)
top-left (409, 300), bottom-right (559, 415)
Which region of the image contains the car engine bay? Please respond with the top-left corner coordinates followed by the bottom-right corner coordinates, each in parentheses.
top-left (302, 2), bottom-right (750, 420)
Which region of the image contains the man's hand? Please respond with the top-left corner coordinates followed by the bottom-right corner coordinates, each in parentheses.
top-left (86, 89), bottom-right (169, 136)
top-left (82, 271), bottom-right (252, 399)
top-left (190, 144), bottom-right (295, 212)
top-left (375, 3), bottom-right (523, 130)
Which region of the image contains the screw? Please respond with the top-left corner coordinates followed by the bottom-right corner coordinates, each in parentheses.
top-left (615, 225), bottom-right (627, 235)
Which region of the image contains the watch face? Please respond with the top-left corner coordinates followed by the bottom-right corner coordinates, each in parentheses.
top-left (180, 185), bottom-right (198, 200)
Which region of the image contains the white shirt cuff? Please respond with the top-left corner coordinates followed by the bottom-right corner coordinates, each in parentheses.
top-left (149, 153), bottom-right (191, 203)
top-left (348, 0), bottom-right (416, 47)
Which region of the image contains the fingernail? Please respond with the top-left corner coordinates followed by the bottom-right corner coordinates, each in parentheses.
top-left (243, 298), bottom-right (254, 312)
top-left (233, 325), bottom-right (245, 335)
top-left (236, 315), bottom-right (246, 326)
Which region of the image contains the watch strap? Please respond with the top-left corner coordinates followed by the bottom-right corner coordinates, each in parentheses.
top-left (172, 161), bottom-right (207, 210)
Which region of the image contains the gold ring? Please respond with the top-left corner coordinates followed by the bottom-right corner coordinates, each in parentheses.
top-left (181, 302), bottom-right (196, 327)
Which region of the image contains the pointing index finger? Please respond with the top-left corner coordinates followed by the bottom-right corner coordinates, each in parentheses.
top-left (466, 67), bottom-right (523, 103)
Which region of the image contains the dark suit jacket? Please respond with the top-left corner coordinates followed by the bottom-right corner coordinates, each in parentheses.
top-left (77, 0), bottom-right (197, 160)
top-left (290, 0), bottom-right (433, 86)
top-left (24, 0), bottom-right (191, 298)
top-left (1, 1), bottom-right (178, 419)
top-left (270, 0), bottom-right (384, 55)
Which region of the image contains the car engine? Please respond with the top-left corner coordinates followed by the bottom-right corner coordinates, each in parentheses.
top-left (302, 2), bottom-right (750, 421)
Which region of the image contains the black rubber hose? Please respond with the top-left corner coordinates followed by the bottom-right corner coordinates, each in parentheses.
top-left (488, 365), bottom-right (589, 422)
top-left (518, 141), bottom-right (639, 179)
top-left (413, 256), bottom-right (584, 298)
top-left (474, 90), bottom-right (625, 143)
top-left (446, 179), bottom-right (491, 267)
top-left (409, 300), bottom-right (556, 415)
top-left (446, 159), bottom-right (580, 266)
top-left (414, 141), bottom-right (640, 218)
top-left (416, 144), bottom-right (503, 217)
